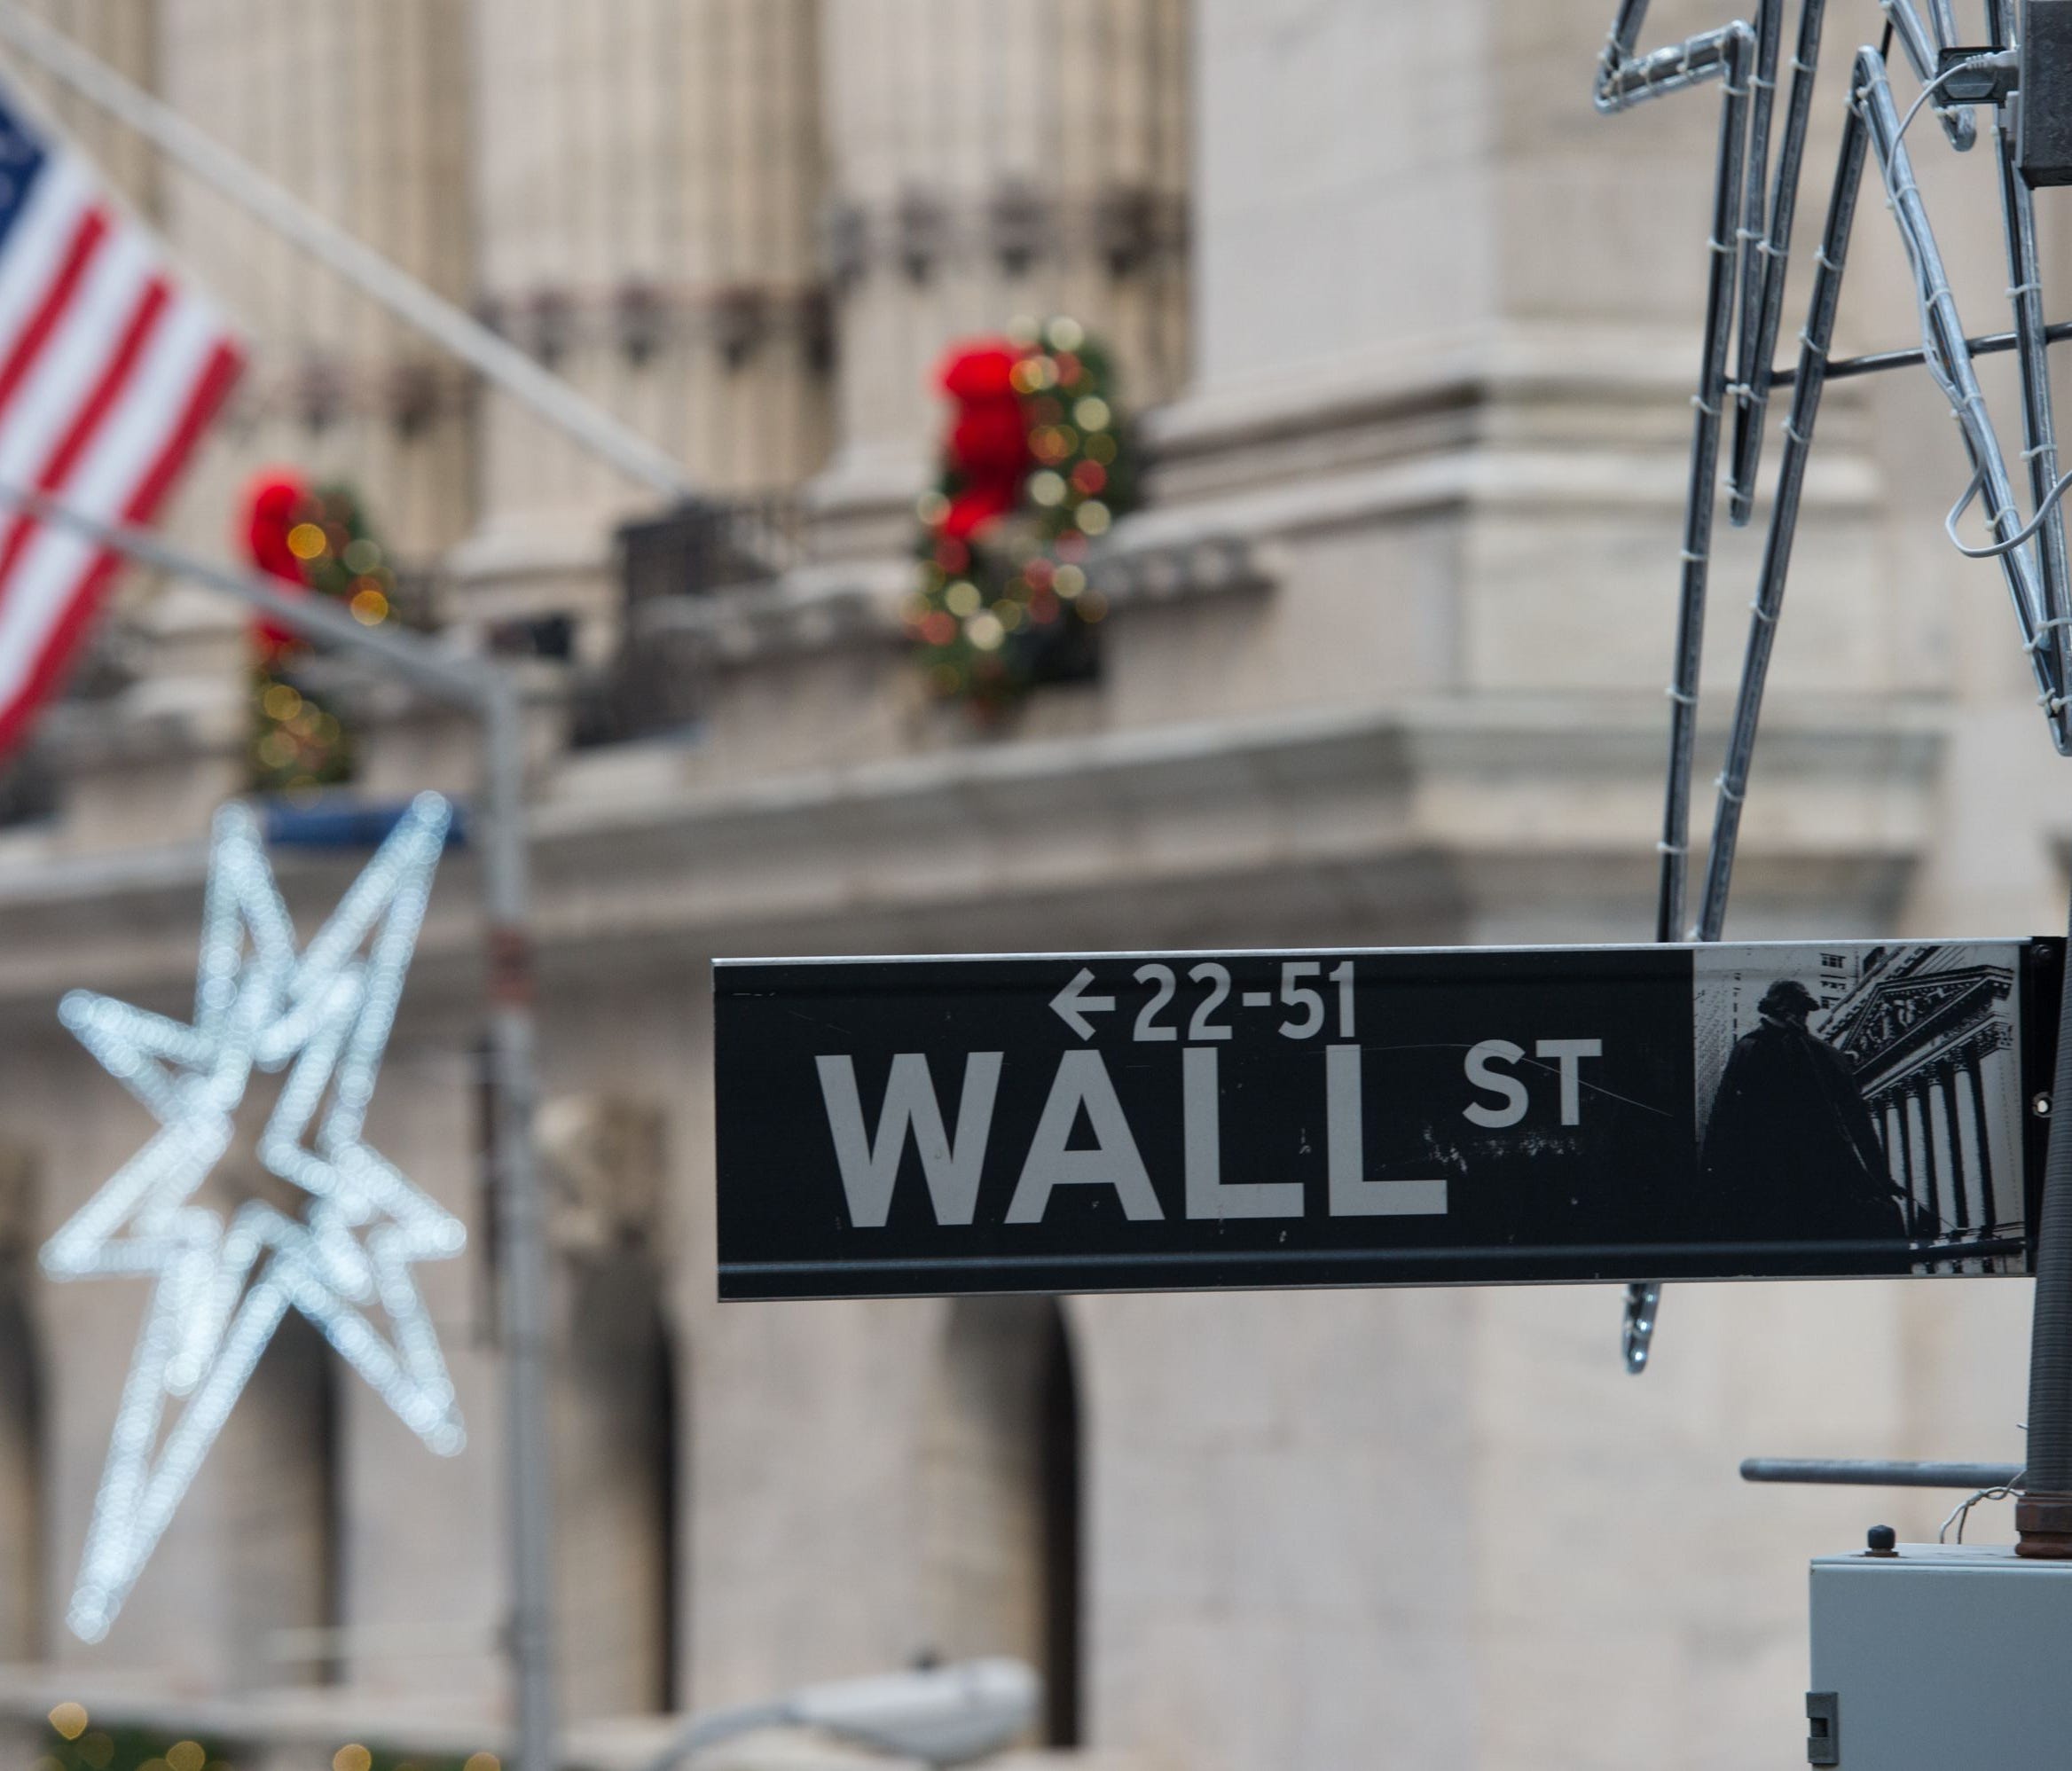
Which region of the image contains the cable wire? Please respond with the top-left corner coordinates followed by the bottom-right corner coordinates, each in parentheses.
top-left (1940, 1470), bottom-right (2025, 1543)
top-left (1945, 461), bottom-right (2072, 559)
top-left (1892, 49), bottom-right (2013, 148)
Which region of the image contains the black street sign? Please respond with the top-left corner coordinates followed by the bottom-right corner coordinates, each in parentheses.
top-left (715, 939), bottom-right (2060, 1300)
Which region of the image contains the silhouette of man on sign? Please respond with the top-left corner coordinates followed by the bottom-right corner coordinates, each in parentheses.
top-left (1699, 979), bottom-right (1911, 1244)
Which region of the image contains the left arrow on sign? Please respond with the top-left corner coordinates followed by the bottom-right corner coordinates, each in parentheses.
top-left (1049, 967), bottom-right (1117, 1040)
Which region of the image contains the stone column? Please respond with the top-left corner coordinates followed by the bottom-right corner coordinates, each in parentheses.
top-left (157, 0), bottom-right (477, 559)
top-left (465, 0), bottom-right (828, 614)
top-left (211, 1313), bottom-right (337, 1692)
top-left (1147, 0), bottom-right (1941, 782)
top-left (551, 1250), bottom-right (676, 1720)
top-left (917, 1296), bottom-right (1077, 1736)
top-left (1906, 1088), bottom-right (1939, 1234)
top-left (810, 0), bottom-right (1189, 556)
top-left (326, 1036), bottom-right (504, 1712)
top-left (1976, 1041), bottom-right (2018, 1226)
top-left (537, 1090), bottom-right (678, 1721)
top-left (54, 0), bottom-right (485, 851)
top-left (1927, 1070), bottom-right (1963, 1230)
top-left (8, 0), bottom-right (159, 208)
top-left (1953, 1054), bottom-right (1988, 1225)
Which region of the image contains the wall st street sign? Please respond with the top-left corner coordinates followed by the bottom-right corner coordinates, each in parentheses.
top-left (714, 940), bottom-right (2060, 1300)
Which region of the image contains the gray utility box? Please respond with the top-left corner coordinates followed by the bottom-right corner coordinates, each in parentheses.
top-left (1808, 1541), bottom-right (2072, 1767)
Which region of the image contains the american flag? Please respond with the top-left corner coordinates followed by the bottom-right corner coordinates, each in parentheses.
top-left (0, 85), bottom-right (241, 756)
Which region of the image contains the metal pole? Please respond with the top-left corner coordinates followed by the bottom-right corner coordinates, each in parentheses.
top-left (477, 676), bottom-right (560, 1771)
top-left (1770, 316), bottom-right (2072, 388)
top-left (1697, 82), bottom-right (1872, 943)
top-left (1856, 46), bottom-right (2071, 750)
top-left (1728, 0), bottom-right (1783, 526)
top-left (0, 485), bottom-right (560, 1767)
top-left (0, 0), bottom-right (695, 505)
top-left (1986, 0), bottom-right (2072, 720)
top-left (2018, 889), bottom-right (2072, 1556)
top-left (0, 488), bottom-right (491, 701)
top-left (1727, 0), bottom-right (1828, 524)
top-left (1880, 0), bottom-right (1978, 148)
top-left (1597, 10), bottom-right (1759, 1375)
top-left (1655, 22), bottom-right (1754, 945)
top-left (1742, 1458), bottom-right (2025, 1490)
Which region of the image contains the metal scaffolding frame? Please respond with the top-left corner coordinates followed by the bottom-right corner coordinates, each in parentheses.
top-left (1594, 0), bottom-right (2072, 1375)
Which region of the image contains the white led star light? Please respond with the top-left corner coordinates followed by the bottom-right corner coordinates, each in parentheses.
top-left (42, 793), bottom-right (466, 1642)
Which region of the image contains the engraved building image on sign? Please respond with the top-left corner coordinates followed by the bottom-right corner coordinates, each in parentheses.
top-left (1693, 945), bottom-right (2024, 1273)
top-left (1827, 948), bottom-right (2024, 1266)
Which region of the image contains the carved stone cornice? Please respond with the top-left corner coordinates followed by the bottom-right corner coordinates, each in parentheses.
top-left (0, 695), bottom-right (1942, 1015)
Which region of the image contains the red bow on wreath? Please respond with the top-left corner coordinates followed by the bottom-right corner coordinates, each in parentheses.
top-left (935, 340), bottom-right (1029, 541)
top-left (243, 468), bottom-right (310, 662)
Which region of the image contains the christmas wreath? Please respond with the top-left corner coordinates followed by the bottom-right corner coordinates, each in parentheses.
top-left (243, 472), bottom-right (404, 796)
top-left (906, 317), bottom-right (1134, 708)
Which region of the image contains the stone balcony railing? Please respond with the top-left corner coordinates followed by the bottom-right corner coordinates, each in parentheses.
top-left (0, 320), bottom-right (1960, 959)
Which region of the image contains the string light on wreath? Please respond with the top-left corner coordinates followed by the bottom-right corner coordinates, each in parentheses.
top-left (43, 795), bottom-right (464, 1642)
top-left (244, 474), bottom-right (407, 797)
top-left (906, 316), bottom-right (1133, 709)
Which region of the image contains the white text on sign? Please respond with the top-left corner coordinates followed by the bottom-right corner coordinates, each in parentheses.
top-left (1051, 960), bottom-right (1358, 1042)
top-left (814, 1030), bottom-right (1605, 1228)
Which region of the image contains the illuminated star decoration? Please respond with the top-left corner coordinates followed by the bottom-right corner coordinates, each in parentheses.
top-left (42, 793), bottom-right (466, 1642)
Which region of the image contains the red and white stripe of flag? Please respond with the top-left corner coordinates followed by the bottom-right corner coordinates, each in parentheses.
top-left (0, 145), bottom-right (242, 756)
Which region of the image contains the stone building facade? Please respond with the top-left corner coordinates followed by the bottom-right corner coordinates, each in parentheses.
top-left (0, 2), bottom-right (2060, 1769)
